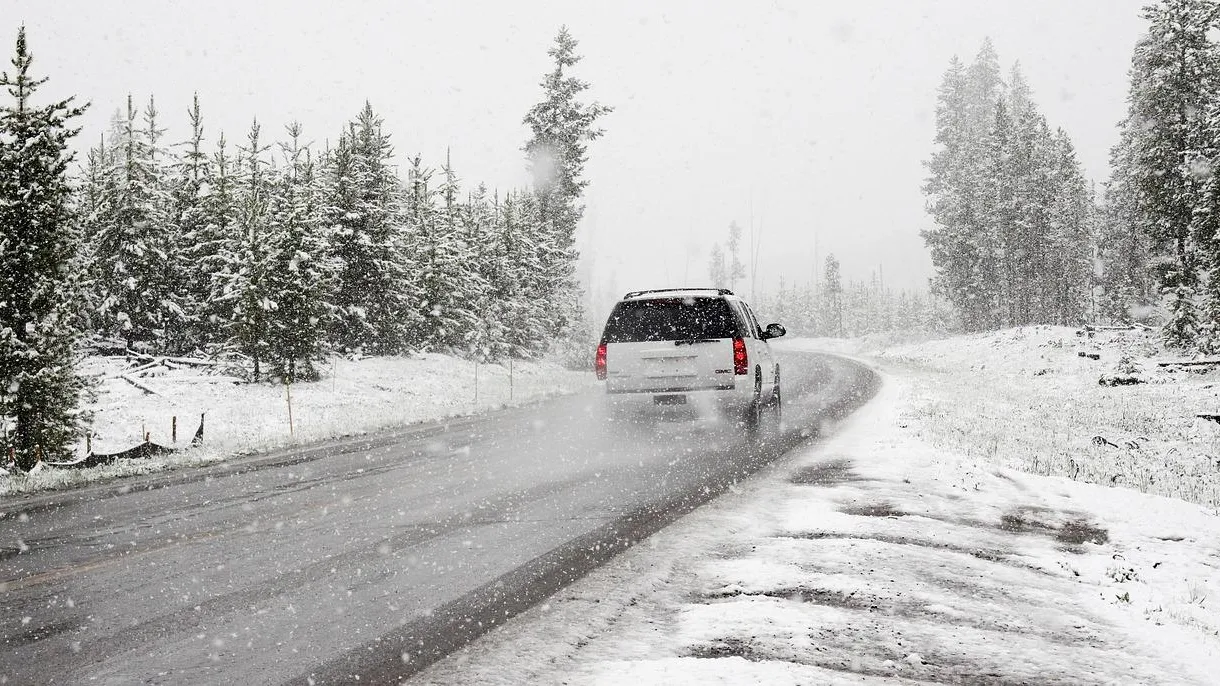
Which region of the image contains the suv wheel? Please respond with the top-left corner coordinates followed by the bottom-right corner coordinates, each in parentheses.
top-left (743, 372), bottom-right (763, 435)
top-left (771, 366), bottom-right (782, 429)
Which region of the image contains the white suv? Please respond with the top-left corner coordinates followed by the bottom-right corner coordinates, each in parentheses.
top-left (595, 288), bottom-right (785, 431)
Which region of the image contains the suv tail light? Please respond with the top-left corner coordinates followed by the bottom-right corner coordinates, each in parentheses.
top-left (732, 337), bottom-right (748, 375)
top-left (595, 341), bottom-right (608, 380)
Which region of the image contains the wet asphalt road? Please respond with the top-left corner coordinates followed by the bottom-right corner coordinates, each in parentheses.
top-left (0, 351), bottom-right (877, 685)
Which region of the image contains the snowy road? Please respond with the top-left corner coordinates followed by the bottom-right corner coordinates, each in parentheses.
top-left (0, 351), bottom-right (876, 684)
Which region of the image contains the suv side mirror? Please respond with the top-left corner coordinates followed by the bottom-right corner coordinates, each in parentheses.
top-left (762, 323), bottom-right (786, 340)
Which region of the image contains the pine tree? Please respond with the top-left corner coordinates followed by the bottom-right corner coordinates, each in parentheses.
top-left (726, 221), bottom-right (746, 291)
top-left (523, 26), bottom-right (611, 341)
top-left (219, 120), bottom-right (273, 379)
top-left (823, 254), bottom-right (844, 337)
top-left (263, 122), bottom-right (330, 381)
top-left (923, 55), bottom-right (990, 330)
top-left (495, 190), bottom-right (547, 357)
top-left (708, 243), bottom-right (727, 286)
top-left (325, 103), bottom-right (411, 354)
top-left (0, 27), bottom-right (91, 467)
top-left (90, 95), bottom-right (177, 351)
top-left (198, 133), bottom-right (239, 349)
top-left (1111, 0), bottom-right (1220, 347)
top-left (460, 183), bottom-right (499, 360)
top-left (171, 94), bottom-right (216, 352)
top-left (407, 153), bottom-right (476, 351)
top-left (1045, 131), bottom-right (1094, 325)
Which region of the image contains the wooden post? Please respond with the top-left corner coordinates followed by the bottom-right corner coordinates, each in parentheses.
top-left (285, 379), bottom-right (295, 437)
top-left (86, 433), bottom-right (91, 454)
top-left (473, 360), bottom-right (479, 405)
top-left (172, 416), bottom-right (177, 444)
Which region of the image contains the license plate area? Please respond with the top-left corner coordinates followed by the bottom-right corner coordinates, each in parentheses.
top-left (654, 394), bottom-right (687, 406)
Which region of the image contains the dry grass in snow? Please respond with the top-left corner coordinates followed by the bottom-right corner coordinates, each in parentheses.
top-left (870, 326), bottom-right (1220, 508)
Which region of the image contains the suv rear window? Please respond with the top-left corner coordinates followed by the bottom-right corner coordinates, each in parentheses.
top-left (601, 297), bottom-right (740, 343)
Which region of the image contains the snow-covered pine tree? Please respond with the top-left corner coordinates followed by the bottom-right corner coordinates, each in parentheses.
top-left (0, 27), bottom-right (91, 467)
top-left (142, 96), bottom-right (189, 352)
top-left (823, 254), bottom-right (844, 338)
top-left (708, 243), bottom-right (727, 286)
top-left (219, 120), bottom-right (272, 379)
top-left (90, 95), bottom-right (177, 351)
top-left (496, 190), bottom-right (548, 358)
top-left (404, 153), bottom-right (468, 351)
top-left (976, 97), bottom-right (1012, 329)
top-left (726, 221), bottom-right (746, 292)
top-left (523, 26), bottom-right (611, 343)
top-left (77, 135), bottom-right (111, 335)
top-left (325, 103), bottom-right (411, 354)
top-left (1111, 0), bottom-right (1220, 347)
top-left (458, 183), bottom-right (497, 360)
top-left (923, 55), bottom-right (990, 331)
top-left (263, 123), bottom-right (330, 381)
top-left (1100, 128), bottom-right (1156, 325)
top-left (170, 94), bottom-right (216, 353)
top-left (198, 133), bottom-right (239, 349)
top-left (431, 152), bottom-right (481, 349)
top-left (1045, 130), bottom-right (1094, 326)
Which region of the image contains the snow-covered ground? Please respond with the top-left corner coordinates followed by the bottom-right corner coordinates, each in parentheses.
top-left (878, 325), bottom-right (1220, 508)
top-left (0, 353), bottom-right (592, 497)
top-left (416, 332), bottom-right (1220, 684)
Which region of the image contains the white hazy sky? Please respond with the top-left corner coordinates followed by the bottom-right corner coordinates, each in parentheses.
top-left (6, 0), bottom-right (1148, 306)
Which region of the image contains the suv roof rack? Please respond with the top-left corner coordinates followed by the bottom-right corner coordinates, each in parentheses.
top-left (622, 287), bottom-right (734, 299)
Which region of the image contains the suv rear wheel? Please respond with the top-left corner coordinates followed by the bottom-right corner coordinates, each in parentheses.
top-left (770, 366), bottom-right (782, 429)
top-left (743, 371), bottom-right (763, 435)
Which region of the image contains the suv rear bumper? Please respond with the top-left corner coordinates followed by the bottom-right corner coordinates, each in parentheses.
top-left (604, 384), bottom-right (753, 421)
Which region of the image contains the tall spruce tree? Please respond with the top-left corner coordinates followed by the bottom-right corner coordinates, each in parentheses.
top-left (199, 133), bottom-right (239, 349)
top-left (523, 26), bottom-right (611, 341)
top-left (708, 243), bottom-right (728, 286)
top-left (222, 120), bottom-right (273, 379)
top-left (1110, 0), bottom-right (1220, 347)
top-left (460, 183), bottom-right (499, 360)
top-left (326, 103), bottom-right (411, 354)
top-left (263, 123), bottom-right (330, 381)
top-left (823, 254), bottom-right (844, 337)
top-left (0, 27), bottom-right (90, 467)
top-left (170, 94), bottom-right (216, 353)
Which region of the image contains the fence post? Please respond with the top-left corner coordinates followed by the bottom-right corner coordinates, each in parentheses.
top-left (172, 416), bottom-right (177, 444)
top-left (286, 379), bottom-right (295, 437)
top-left (473, 359), bottom-right (479, 405)
top-left (509, 356), bottom-right (514, 402)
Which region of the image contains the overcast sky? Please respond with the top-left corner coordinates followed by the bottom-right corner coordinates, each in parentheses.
top-left (6, 0), bottom-right (1148, 308)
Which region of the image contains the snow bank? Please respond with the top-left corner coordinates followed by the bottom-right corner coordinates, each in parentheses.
top-left (0, 353), bottom-right (593, 497)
